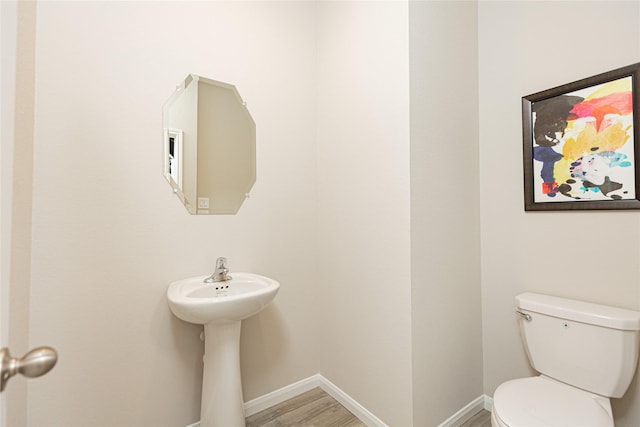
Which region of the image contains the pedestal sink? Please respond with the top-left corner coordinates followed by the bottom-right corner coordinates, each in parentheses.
top-left (167, 273), bottom-right (280, 427)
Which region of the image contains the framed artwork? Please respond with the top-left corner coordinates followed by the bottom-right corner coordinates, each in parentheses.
top-left (522, 63), bottom-right (640, 211)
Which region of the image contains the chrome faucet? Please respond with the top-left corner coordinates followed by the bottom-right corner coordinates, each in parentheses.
top-left (204, 257), bottom-right (231, 283)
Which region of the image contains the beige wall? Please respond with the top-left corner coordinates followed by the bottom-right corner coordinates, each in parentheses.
top-left (316, 1), bottom-right (413, 425)
top-left (479, 2), bottom-right (640, 426)
top-left (24, 1), bottom-right (414, 426)
top-left (410, 1), bottom-right (483, 425)
top-left (11, 1), bottom-right (640, 427)
top-left (27, 2), bottom-right (320, 426)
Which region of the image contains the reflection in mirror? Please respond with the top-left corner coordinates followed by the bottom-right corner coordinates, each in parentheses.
top-left (165, 129), bottom-right (183, 189)
top-left (163, 75), bottom-right (256, 214)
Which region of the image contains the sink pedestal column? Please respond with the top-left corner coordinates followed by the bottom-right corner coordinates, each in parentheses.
top-left (201, 321), bottom-right (245, 427)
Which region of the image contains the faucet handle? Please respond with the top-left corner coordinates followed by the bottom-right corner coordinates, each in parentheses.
top-left (204, 257), bottom-right (231, 283)
top-left (215, 257), bottom-right (227, 270)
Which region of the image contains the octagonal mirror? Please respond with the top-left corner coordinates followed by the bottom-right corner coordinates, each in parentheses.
top-left (162, 74), bottom-right (256, 214)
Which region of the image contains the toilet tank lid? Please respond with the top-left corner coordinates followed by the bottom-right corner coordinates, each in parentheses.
top-left (517, 293), bottom-right (640, 331)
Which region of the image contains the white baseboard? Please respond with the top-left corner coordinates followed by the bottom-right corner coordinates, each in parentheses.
top-left (437, 394), bottom-right (493, 427)
top-left (244, 373), bottom-right (387, 427)
top-left (186, 376), bottom-right (493, 427)
top-left (484, 395), bottom-right (494, 411)
top-left (315, 375), bottom-right (388, 427)
top-left (243, 375), bottom-right (321, 417)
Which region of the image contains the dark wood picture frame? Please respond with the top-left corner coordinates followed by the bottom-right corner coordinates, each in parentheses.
top-left (522, 63), bottom-right (640, 211)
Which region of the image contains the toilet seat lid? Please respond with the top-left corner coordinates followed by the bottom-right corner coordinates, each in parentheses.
top-left (493, 376), bottom-right (613, 427)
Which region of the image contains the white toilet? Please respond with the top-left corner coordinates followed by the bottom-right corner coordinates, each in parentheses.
top-left (492, 292), bottom-right (640, 427)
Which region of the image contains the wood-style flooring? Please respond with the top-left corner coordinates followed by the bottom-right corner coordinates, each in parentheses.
top-left (246, 387), bottom-right (365, 427)
top-left (461, 409), bottom-right (492, 427)
top-left (245, 387), bottom-right (492, 427)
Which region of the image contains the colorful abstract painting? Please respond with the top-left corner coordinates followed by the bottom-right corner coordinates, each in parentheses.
top-left (523, 64), bottom-right (640, 211)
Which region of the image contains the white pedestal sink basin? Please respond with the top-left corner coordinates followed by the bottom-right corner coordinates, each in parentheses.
top-left (168, 273), bottom-right (280, 427)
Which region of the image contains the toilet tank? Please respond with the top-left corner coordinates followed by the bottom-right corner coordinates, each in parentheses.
top-left (516, 292), bottom-right (640, 398)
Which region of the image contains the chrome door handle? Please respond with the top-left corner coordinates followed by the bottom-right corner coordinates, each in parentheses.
top-left (0, 346), bottom-right (57, 392)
